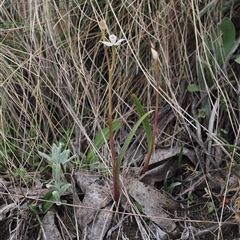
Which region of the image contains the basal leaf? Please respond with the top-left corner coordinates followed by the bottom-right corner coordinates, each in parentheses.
top-left (131, 94), bottom-right (152, 153)
top-left (220, 17), bottom-right (236, 57)
top-left (116, 111), bottom-right (153, 177)
top-left (86, 120), bottom-right (122, 163)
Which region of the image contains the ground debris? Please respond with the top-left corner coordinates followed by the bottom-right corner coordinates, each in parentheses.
top-left (42, 210), bottom-right (63, 240)
top-left (74, 170), bottom-right (113, 240)
top-left (123, 173), bottom-right (177, 233)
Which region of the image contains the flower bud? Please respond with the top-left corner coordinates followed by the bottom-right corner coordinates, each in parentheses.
top-left (151, 48), bottom-right (158, 60)
top-left (99, 19), bottom-right (108, 30)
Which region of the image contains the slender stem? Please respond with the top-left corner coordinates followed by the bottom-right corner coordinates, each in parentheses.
top-left (100, 29), bottom-right (119, 201)
top-left (142, 60), bottom-right (160, 174)
top-left (101, 30), bottom-right (110, 71)
top-left (108, 46), bottom-right (119, 201)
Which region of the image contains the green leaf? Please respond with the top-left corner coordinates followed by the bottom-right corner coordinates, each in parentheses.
top-left (59, 183), bottom-right (72, 195)
top-left (42, 200), bottom-right (55, 214)
top-left (29, 205), bottom-right (42, 215)
top-left (207, 202), bottom-right (214, 214)
top-left (52, 143), bottom-right (61, 163)
top-left (38, 151), bottom-right (52, 163)
top-left (204, 18), bottom-right (237, 68)
top-left (52, 163), bottom-right (61, 186)
top-left (52, 191), bottom-right (61, 205)
top-left (197, 57), bottom-right (214, 88)
top-left (59, 150), bottom-right (75, 165)
top-left (163, 170), bottom-right (170, 191)
top-left (131, 94), bottom-right (153, 154)
top-left (220, 17), bottom-right (236, 58)
top-left (59, 150), bottom-right (70, 163)
top-left (86, 120), bottom-right (122, 163)
top-left (167, 182), bottom-right (182, 192)
top-left (187, 84), bottom-right (200, 92)
top-left (42, 190), bottom-right (55, 214)
top-left (98, 162), bottom-right (110, 176)
top-left (29, 190), bottom-right (57, 215)
top-left (164, 171), bottom-right (182, 192)
top-left (116, 111), bottom-right (153, 177)
top-left (178, 145), bottom-right (184, 168)
top-left (94, 120), bottom-right (122, 148)
top-left (235, 55), bottom-right (240, 64)
top-left (133, 201), bottom-right (142, 212)
top-left (44, 189), bottom-right (55, 200)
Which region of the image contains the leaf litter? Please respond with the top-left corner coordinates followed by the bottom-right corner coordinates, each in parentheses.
top-left (72, 145), bottom-right (204, 238)
top-left (74, 170), bottom-right (113, 239)
top-left (1, 143), bottom-right (240, 239)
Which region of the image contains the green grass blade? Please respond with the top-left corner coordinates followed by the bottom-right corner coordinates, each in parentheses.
top-left (131, 94), bottom-right (153, 154)
top-left (178, 145), bottom-right (184, 169)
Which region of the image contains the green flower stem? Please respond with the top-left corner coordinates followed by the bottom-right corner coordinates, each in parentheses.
top-left (100, 29), bottom-right (119, 201)
top-left (142, 58), bottom-right (160, 174)
top-left (108, 45), bottom-right (119, 201)
top-left (101, 30), bottom-right (110, 72)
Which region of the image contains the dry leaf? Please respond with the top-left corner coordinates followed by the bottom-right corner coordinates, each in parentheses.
top-left (149, 145), bottom-right (181, 165)
top-left (140, 158), bottom-right (177, 185)
top-left (124, 176), bottom-right (177, 233)
top-left (42, 210), bottom-right (63, 240)
top-left (140, 145), bottom-right (179, 185)
top-left (74, 170), bottom-right (113, 239)
top-left (81, 204), bottom-right (113, 240)
top-left (140, 146), bottom-right (197, 184)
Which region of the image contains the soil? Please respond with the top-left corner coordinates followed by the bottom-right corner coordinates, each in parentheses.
top-left (0, 200), bottom-right (239, 240)
top-left (1, 165), bottom-right (240, 239)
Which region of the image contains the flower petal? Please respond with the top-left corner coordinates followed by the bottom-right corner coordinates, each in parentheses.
top-left (109, 34), bottom-right (117, 44)
top-left (100, 41), bottom-right (113, 47)
top-left (115, 39), bottom-right (126, 46)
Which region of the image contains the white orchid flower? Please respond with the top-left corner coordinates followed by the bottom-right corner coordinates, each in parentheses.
top-left (101, 34), bottom-right (125, 47)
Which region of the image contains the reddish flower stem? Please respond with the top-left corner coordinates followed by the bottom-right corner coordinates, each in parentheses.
top-left (141, 59), bottom-right (160, 175)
